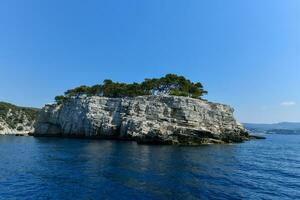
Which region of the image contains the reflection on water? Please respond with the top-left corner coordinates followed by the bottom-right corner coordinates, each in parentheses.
top-left (0, 135), bottom-right (299, 199)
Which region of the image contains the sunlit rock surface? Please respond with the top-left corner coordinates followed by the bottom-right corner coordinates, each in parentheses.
top-left (34, 95), bottom-right (248, 145)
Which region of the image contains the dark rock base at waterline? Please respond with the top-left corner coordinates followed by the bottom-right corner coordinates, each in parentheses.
top-left (249, 135), bottom-right (266, 140)
top-left (32, 133), bottom-right (254, 145)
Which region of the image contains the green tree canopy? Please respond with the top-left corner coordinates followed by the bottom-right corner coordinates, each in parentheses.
top-left (55, 74), bottom-right (207, 104)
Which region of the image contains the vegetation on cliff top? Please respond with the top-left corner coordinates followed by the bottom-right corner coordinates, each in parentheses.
top-left (55, 74), bottom-right (207, 104)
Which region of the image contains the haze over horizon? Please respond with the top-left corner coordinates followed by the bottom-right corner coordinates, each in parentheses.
top-left (0, 0), bottom-right (299, 123)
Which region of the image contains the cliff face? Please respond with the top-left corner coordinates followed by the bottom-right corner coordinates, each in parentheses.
top-left (0, 102), bottom-right (39, 135)
top-left (34, 95), bottom-right (248, 145)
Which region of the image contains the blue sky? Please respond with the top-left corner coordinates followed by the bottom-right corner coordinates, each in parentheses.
top-left (0, 0), bottom-right (299, 123)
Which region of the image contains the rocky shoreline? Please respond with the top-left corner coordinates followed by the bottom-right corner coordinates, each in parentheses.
top-left (33, 95), bottom-right (250, 145)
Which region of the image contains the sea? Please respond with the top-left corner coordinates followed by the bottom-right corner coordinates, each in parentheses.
top-left (0, 134), bottom-right (299, 200)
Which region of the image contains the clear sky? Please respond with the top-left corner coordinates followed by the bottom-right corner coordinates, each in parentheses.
top-left (0, 0), bottom-right (299, 123)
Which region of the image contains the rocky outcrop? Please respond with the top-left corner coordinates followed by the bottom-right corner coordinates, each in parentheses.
top-left (34, 95), bottom-right (249, 145)
top-left (0, 102), bottom-right (39, 135)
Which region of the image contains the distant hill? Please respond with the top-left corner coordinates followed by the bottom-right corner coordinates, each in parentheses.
top-left (243, 122), bottom-right (300, 134)
top-left (0, 102), bottom-right (39, 135)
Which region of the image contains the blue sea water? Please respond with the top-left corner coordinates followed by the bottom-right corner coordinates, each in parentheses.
top-left (0, 135), bottom-right (299, 200)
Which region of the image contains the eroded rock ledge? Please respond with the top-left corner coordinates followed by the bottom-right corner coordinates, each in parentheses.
top-left (33, 95), bottom-right (249, 145)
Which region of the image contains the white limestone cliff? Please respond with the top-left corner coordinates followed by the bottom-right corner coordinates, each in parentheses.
top-left (34, 95), bottom-right (248, 145)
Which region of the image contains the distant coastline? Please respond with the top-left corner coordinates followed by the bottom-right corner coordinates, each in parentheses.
top-left (244, 122), bottom-right (300, 135)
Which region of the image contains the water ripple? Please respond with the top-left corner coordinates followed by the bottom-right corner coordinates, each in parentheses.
top-left (0, 135), bottom-right (299, 199)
